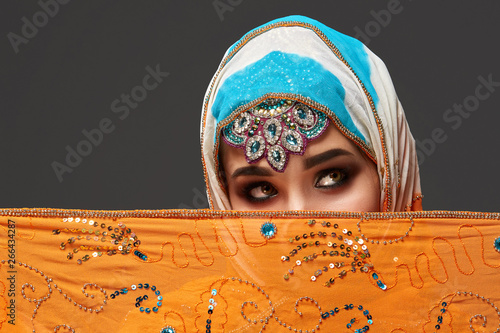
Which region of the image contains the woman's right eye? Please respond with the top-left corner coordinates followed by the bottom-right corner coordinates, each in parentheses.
top-left (245, 182), bottom-right (278, 201)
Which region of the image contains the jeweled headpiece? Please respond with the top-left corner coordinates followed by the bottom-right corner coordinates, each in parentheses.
top-left (221, 98), bottom-right (329, 172)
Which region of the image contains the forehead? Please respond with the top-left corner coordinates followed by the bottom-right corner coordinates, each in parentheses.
top-left (220, 124), bottom-right (364, 172)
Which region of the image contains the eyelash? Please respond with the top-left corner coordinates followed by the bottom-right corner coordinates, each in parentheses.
top-left (314, 168), bottom-right (349, 189)
top-left (241, 168), bottom-right (350, 202)
top-left (242, 181), bottom-right (277, 203)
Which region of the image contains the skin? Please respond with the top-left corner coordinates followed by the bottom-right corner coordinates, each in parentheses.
top-left (220, 124), bottom-right (381, 211)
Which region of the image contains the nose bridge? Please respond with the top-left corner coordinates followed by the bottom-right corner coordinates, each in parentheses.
top-left (286, 188), bottom-right (306, 211)
top-left (281, 155), bottom-right (308, 211)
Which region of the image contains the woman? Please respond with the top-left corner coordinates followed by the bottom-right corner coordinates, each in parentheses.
top-left (200, 15), bottom-right (422, 212)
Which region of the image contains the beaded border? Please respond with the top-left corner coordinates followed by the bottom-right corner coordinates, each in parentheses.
top-left (1, 209), bottom-right (499, 220)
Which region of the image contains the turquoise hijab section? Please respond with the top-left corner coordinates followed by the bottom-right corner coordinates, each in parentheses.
top-left (212, 51), bottom-right (366, 143)
top-left (225, 15), bottom-right (379, 108)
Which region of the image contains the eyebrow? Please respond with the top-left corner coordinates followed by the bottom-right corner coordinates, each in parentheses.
top-left (231, 165), bottom-right (274, 179)
top-left (304, 148), bottom-right (354, 170)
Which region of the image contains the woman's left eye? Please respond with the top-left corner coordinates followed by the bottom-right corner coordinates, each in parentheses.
top-left (315, 169), bottom-right (347, 188)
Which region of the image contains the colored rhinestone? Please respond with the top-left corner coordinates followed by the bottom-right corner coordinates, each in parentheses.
top-left (494, 236), bottom-right (500, 253)
top-left (250, 141), bottom-right (260, 153)
top-left (272, 150), bottom-right (281, 162)
top-left (161, 325), bottom-right (175, 333)
top-left (260, 222), bottom-right (277, 239)
top-left (239, 117), bottom-right (247, 128)
top-left (268, 123), bottom-right (276, 135)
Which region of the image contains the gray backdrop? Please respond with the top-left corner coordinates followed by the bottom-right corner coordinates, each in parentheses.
top-left (1, 0), bottom-right (499, 211)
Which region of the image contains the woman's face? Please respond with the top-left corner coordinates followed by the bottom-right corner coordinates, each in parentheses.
top-left (220, 124), bottom-right (380, 211)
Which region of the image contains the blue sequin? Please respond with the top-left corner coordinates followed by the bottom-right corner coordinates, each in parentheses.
top-left (260, 222), bottom-right (277, 239)
top-left (376, 280), bottom-right (387, 291)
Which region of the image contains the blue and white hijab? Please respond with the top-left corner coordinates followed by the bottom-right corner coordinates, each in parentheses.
top-left (200, 15), bottom-right (422, 211)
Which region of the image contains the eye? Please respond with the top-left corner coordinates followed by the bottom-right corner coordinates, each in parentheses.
top-left (245, 182), bottom-right (278, 201)
top-left (315, 169), bottom-right (347, 188)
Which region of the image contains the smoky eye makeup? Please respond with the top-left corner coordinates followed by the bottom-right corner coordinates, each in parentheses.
top-left (241, 181), bottom-right (278, 202)
top-left (314, 167), bottom-right (351, 189)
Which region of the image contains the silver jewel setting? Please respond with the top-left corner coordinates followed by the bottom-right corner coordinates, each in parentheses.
top-left (263, 118), bottom-right (282, 145)
top-left (281, 128), bottom-right (303, 153)
top-left (267, 145), bottom-right (286, 171)
top-left (245, 135), bottom-right (266, 161)
top-left (292, 104), bottom-right (315, 128)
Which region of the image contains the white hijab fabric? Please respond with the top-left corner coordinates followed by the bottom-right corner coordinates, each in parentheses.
top-left (200, 15), bottom-right (422, 212)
